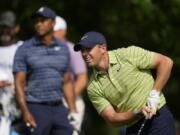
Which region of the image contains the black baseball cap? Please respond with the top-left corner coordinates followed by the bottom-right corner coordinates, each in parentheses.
top-left (74, 31), bottom-right (107, 51)
top-left (32, 6), bottom-right (56, 19)
top-left (0, 11), bottom-right (16, 28)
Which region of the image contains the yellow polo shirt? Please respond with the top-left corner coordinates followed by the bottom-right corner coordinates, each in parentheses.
top-left (87, 46), bottom-right (166, 126)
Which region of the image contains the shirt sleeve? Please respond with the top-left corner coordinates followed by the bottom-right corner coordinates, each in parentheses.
top-left (13, 45), bottom-right (27, 73)
top-left (120, 46), bottom-right (155, 69)
top-left (87, 85), bottom-right (111, 114)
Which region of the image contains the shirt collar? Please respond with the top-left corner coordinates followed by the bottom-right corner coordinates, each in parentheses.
top-left (33, 36), bottom-right (58, 46)
top-left (93, 68), bottom-right (107, 80)
top-left (108, 51), bottom-right (118, 65)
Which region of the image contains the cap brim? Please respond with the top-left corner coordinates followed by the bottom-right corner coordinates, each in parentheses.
top-left (74, 40), bottom-right (97, 52)
top-left (74, 44), bottom-right (82, 52)
top-left (32, 12), bottom-right (43, 18)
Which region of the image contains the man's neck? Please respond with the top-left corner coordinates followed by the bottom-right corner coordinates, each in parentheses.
top-left (40, 32), bottom-right (54, 45)
top-left (96, 52), bottom-right (109, 72)
top-left (56, 36), bottom-right (65, 43)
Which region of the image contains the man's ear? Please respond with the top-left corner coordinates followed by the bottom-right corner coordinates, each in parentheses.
top-left (52, 19), bottom-right (55, 28)
top-left (100, 44), bottom-right (107, 52)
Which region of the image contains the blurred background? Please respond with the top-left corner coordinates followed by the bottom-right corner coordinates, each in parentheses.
top-left (0, 0), bottom-right (180, 135)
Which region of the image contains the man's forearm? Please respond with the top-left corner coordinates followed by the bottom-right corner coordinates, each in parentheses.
top-left (63, 81), bottom-right (77, 112)
top-left (100, 105), bottom-right (149, 127)
top-left (15, 90), bottom-right (29, 114)
top-left (15, 82), bottom-right (29, 115)
top-left (0, 81), bottom-right (12, 87)
top-left (14, 73), bottom-right (30, 115)
top-left (106, 111), bottom-right (140, 127)
top-left (74, 73), bottom-right (88, 97)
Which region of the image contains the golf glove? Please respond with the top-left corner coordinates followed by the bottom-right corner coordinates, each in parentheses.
top-left (147, 90), bottom-right (160, 119)
top-left (68, 112), bottom-right (81, 131)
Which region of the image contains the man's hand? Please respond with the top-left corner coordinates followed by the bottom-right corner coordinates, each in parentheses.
top-left (23, 111), bottom-right (37, 128)
top-left (0, 81), bottom-right (12, 87)
top-left (134, 106), bottom-right (155, 119)
top-left (68, 112), bottom-right (81, 130)
top-left (147, 90), bottom-right (160, 118)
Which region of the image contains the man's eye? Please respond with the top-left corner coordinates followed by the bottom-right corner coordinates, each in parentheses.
top-left (82, 48), bottom-right (90, 51)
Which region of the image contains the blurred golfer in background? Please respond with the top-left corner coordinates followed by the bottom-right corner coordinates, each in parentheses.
top-left (0, 10), bottom-right (23, 135)
top-left (54, 16), bottom-right (88, 135)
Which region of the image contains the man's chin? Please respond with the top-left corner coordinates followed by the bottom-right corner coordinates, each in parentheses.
top-left (87, 63), bottom-right (94, 67)
top-left (36, 30), bottom-right (46, 36)
top-left (37, 32), bottom-right (45, 36)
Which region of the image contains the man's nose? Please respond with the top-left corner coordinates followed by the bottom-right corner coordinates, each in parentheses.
top-left (35, 20), bottom-right (43, 27)
top-left (36, 21), bottom-right (41, 26)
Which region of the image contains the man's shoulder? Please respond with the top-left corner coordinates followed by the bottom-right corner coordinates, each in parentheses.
top-left (66, 40), bottom-right (74, 46)
top-left (113, 45), bottom-right (146, 52)
top-left (108, 47), bottom-right (126, 54)
top-left (65, 40), bottom-right (75, 51)
top-left (109, 45), bottom-right (142, 57)
top-left (108, 47), bottom-right (127, 62)
top-left (24, 36), bottom-right (37, 45)
top-left (11, 40), bottom-right (23, 47)
top-left (114, 45), bottom-right (152, 57)
top-left (16, 37), bottom-right (37, 53)
top-left (8, 41), bottom-right (24, 52)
